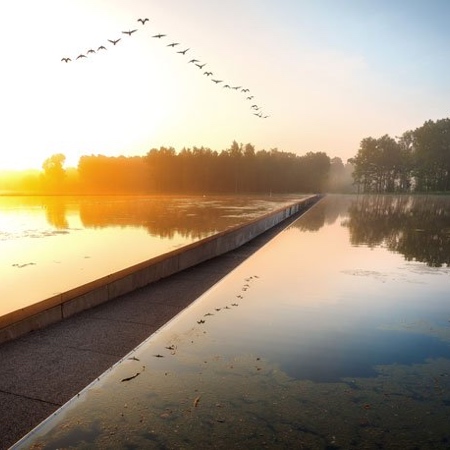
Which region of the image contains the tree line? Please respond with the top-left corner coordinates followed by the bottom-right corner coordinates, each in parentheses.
top-left (4, 117), bottom-right (450, 196)
top-left (79, 142), bottom-right (331, 194)
top-left (17, 141), bottom-right (335, 195)
top-left (350, 118), bottom-right (450, 193)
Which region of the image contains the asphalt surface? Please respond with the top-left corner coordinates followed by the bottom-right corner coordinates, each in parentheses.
top-left (0, 210), bottom-right (305, 450)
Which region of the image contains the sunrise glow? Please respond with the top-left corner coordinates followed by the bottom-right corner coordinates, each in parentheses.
top-left (1, 1), bottom-right (450, 170)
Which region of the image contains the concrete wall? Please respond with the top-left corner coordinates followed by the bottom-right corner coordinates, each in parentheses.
top-left (0, 195), bottom-right (321, 344)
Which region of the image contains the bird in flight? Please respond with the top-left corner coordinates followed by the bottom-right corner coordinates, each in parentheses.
top-left (59, 17), bottom-right (265, 118)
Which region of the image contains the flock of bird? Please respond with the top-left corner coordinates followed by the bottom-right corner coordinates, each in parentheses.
top-left (61, 17), bottom-right (269, 119)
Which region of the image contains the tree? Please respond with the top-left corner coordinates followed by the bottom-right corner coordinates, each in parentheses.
top-left (41, 153), bottom-right (66, 192)
top-left (396, 130), bottom-right (414, 191)
top-left (228, 140), bottom-right (243, 193)
top-left (298, 152), bottom-right (330, 192)
top-left (350, 135), bottom-right (402, 193)
top-left (413, 119), bottom-right (450, 191)
top-left (146, 147), bottom-right (177, 192)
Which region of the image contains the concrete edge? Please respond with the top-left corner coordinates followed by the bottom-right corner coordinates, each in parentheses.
top-left (0, 195), bottom-right (321, 344)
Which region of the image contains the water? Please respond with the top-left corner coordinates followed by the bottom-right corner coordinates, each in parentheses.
top-left (0, 195), bottom-right (303, 317)
top-left (13, 195), bottom-right (450, 449)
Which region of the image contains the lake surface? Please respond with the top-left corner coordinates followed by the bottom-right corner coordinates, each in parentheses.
top-left (0, 195), bottom-right (303, 318)
top-left (13, 195), bottom-right (450, 449)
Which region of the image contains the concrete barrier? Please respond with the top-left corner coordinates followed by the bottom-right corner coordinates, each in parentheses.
top-left (0, 195), bottom-right (321, 344)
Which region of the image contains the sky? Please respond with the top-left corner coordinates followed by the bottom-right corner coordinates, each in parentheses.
top-left (1, 0), bottom-right (450, 170)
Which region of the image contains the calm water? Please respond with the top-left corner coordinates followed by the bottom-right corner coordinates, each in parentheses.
top-left (14, 195), bottom-right (450, 449)
top-left (0, 195), bottom-right (303, 317)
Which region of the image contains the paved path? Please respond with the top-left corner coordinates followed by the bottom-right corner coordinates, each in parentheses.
top-left (0, 212), bottom-right (302, 449)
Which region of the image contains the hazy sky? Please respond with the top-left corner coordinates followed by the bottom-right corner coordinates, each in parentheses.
top-left (1, 0), bottom-right (449, 170)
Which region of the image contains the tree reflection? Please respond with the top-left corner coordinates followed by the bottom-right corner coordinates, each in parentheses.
top-left (290, 195), bottom-right (351, 231)
top-left (74, 196), bottom-right (294, 240)
top-left (43, 198), bottom-right (69, 229)
top-left (291, 201), bottom-right (327, 231)
top-left (344, 195), bottom-right (450, 267)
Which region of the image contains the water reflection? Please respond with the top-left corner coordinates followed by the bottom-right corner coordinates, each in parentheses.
top-left (43, 198), bottom-right (69, 229)
top-left (291, 194), bottom-right (351, 231)
top-left (344, 195), bottom-right (450, 267)
top-left (14, 195), bottom-right (450, 449)
top-left (77, 196), bottom-right (285, 239)
top-left (280, 328), bottom-right (450, 382)
top-left (0, 195), bottom-right (304, 317)
top-left (292, 194), bottom-right (450, 267)
top-left (0, 195), bottom-right (300, 240)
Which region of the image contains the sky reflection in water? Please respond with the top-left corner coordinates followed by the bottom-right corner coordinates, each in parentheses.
top-left (187, 195), bottom-right (450, 383)
top-left (16, 195), bottom-right (450, 449)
